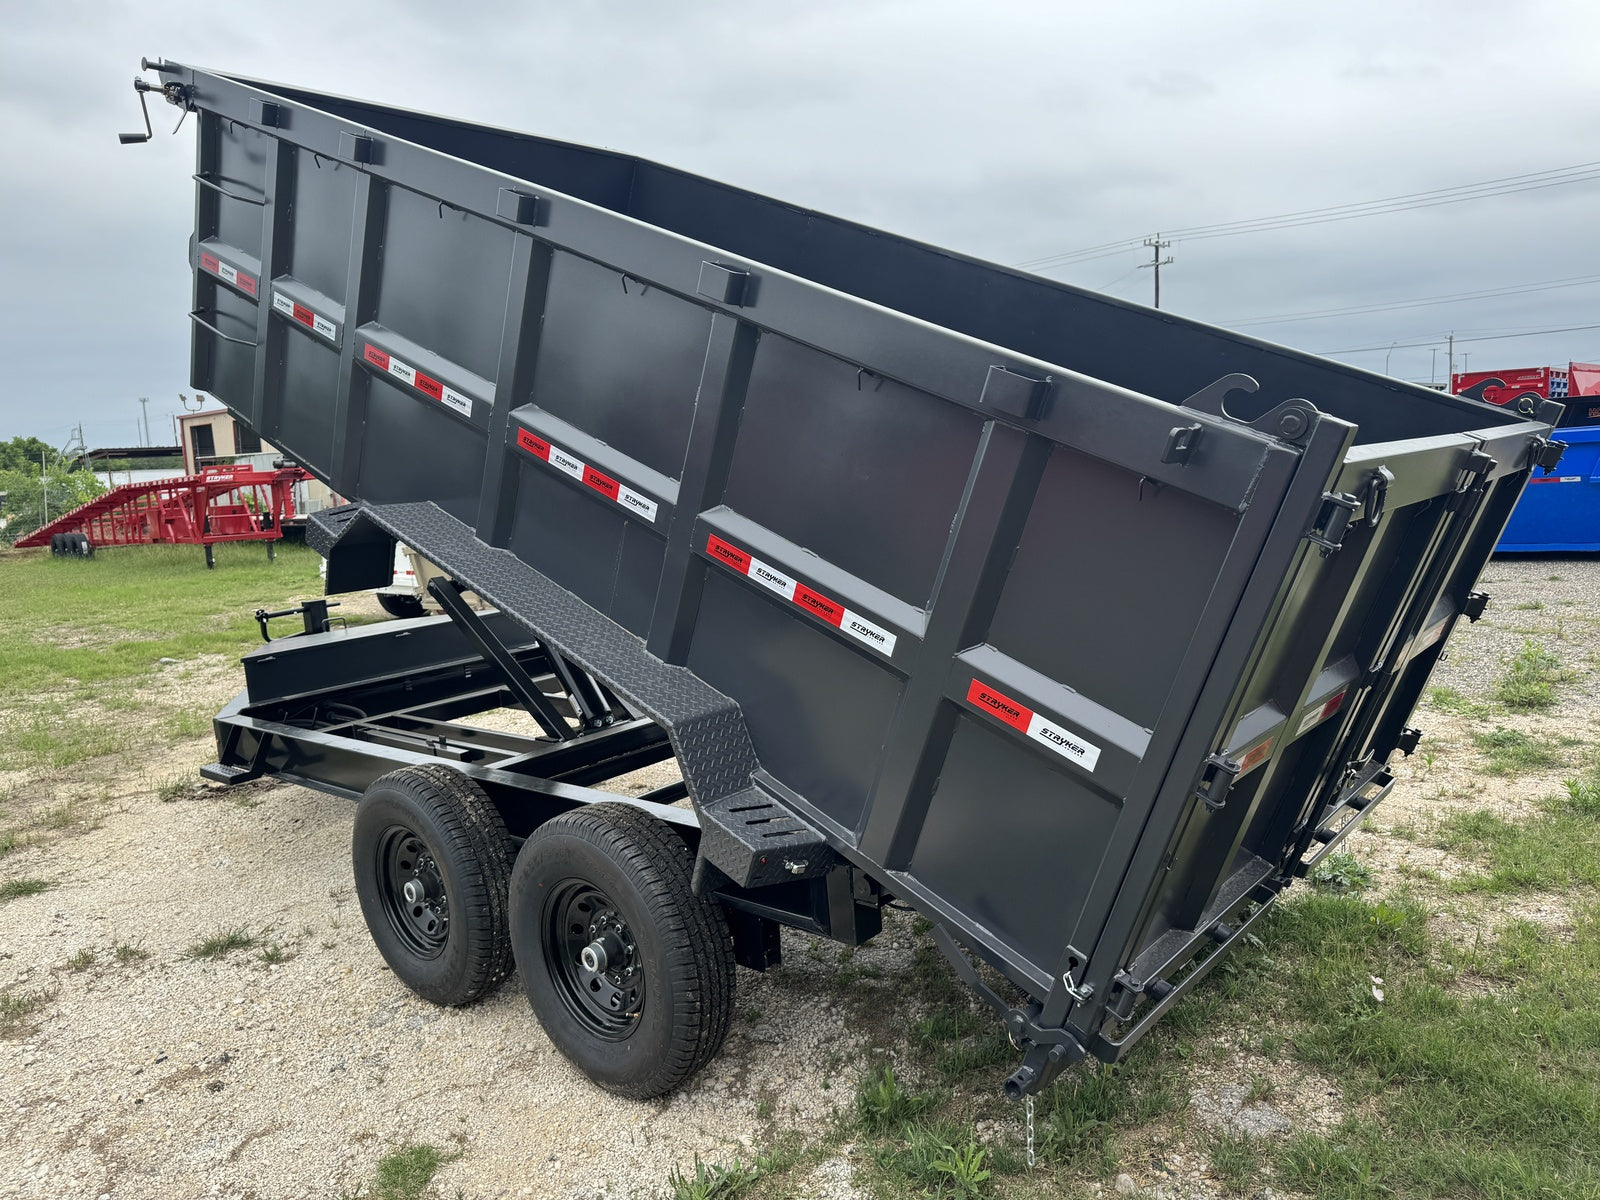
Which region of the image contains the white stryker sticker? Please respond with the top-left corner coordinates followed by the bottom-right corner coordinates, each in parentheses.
top-left (618, 486), bottom-right (659, 522)
top-left (747, 556), bottom-right (797, 600)
top-left (841, 612), bottom-right (898, 655)
top-left (1027, 711), bottom-right (1102, 771)
top-left (548, 446), bottom-right (585, 480)
top-left (439, 385), bottom-right (474, 418)
top-left (1296, 708), bottom-right (1323, 736)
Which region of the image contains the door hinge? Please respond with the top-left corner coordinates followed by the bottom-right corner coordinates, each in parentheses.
top-left (1194, 752), bottom-right (1242, 812)
top-left (1305, 491), bottom-right (1359, 556)
top-left (1396, 727), bottom-right (1423, 756)
top-left (1463, 591), bottom-right (1490, 622)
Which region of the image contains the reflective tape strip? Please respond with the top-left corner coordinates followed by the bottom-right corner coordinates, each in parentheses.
top-left (271, 290), bottom-right (337, 343)
top-left (364, 343), bottom-right (477, 420)
top-left (199, 251), bottom-right (258, 297)
top-left (965, 678), bottom-right (1102, 772)
top-left (704, 534), bottom-right (898, 657)
top-left (515, 427), bottom-right (660, 523)
top-left (1295, 688), bottom-right (1348, 737)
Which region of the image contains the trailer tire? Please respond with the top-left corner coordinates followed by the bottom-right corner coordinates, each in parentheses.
top-left (510, 803), bottom-right (734, 1099)
top-left (50, 533), bottom-right (65, 555)
top-left (376, 592), bottom-right (427, 620)
top-left (352, 764), bottom-right (514, 1007)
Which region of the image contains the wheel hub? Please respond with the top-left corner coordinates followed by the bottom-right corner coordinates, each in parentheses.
top-left (544, 883), bottom-right (643, 1037)
top-left (377, 827), bottom-right (449, 958)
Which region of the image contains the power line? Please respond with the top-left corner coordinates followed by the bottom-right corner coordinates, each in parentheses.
top-left (1013, 159), bottom-right (1600, 272)
top-left (1317, 322), bottom-right (1600, 356)
top-left (1219, 273), bottom-right (1600, 328)
top-left (1163, 161), bottom-right (1600, 239)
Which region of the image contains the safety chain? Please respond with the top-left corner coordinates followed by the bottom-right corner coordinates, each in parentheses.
top-left (1025, 1093), bottom-right (1036, 1170)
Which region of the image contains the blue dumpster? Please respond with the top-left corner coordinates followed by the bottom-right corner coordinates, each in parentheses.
top-left (1497, 425), bottom-right (1600, 552)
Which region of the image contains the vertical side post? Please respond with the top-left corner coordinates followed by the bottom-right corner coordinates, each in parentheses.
top-left (856, 423), bottom-right (1052, 867)
top-left (189, 113), bottom-right (219, 396)
top-left (645, 313), bottom-right (758, 663)
top-left (477, 235), bottom-right (555, 546)
top-left (329, 174), bottom-right (387, 495)
top-left (251, 139), bottom-right (295, 439)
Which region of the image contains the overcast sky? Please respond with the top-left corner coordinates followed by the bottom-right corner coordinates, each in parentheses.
top-left (2, 0), bottom-right (1596, 451)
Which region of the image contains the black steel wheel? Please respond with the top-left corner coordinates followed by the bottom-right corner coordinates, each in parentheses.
top-left (352, 764), bottom-right (513, 1006)
top-left (376, 592), bottom-right (427, 619)
top-left (510, 803), bottom-right (735, 1099)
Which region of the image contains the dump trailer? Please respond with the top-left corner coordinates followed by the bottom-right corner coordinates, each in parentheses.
top-left (123, 59), bottom-right (1569, 1101)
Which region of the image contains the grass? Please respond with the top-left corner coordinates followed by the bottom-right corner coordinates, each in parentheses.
top-left (0, 877), bottom-right (56, 903)
top-left (0, 542), bottom-right (322, 777)
top-left (0, 542), bottom-right (321, 852)
top-left (257, 941), bottom-right (296, 966)
top-left (1205, 850), bottom-right (1600, 1198)
top-left (1425, 684), bottom-right (1490, 719)
top-left (1433, 773), bottom-right (1600, 895)
top-left (1470, 726), bottom-right (1570, 775)
top-left (1309, 851), bottom-right (1373, 894)
top-left (340, 1143), bottom-right (458, 1200)
top-left (855, 1064), bottom-right (938, 1134)
top-left (666, 1157), bottom-right (761, 1200)
top-left (1493, 638), bottom-right (1576, 711)
top-left (0, 986), bottom-right (54, 1038)
top-left (1207, 1131), bottom-right (1264, 1193)
top-left (186, 927), bottom-right (260, 960)
top-left (65, 947), bottom-right (96, 972)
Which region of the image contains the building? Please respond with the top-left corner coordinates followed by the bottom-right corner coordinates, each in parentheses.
top-left (176, 408), bottom-right (339, 517)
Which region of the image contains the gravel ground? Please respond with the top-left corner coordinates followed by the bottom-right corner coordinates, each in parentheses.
top-left (1, 555), bottom-right (1596, 1200)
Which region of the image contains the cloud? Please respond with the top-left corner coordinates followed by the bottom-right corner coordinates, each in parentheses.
top-left (2, 0), bottom-right (1597, 447)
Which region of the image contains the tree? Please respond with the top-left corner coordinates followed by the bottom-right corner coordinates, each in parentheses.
top-left (0, 436), bottom-right (55, 475)
top-left (0, 461), bottom-right (106, 546)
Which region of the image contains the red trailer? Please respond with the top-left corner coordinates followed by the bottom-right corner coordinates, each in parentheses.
top-left (1452, 363), bottom-right (1600, 426)
top-left (16, 464), bottom-right (308, 567)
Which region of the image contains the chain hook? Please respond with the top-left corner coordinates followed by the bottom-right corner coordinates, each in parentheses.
top-left (1025, 1093), bottom-right (1036, 1170)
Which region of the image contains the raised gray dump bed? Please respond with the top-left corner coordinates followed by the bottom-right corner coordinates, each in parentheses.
top-left (131, 58), bottom-right (1564, 1099)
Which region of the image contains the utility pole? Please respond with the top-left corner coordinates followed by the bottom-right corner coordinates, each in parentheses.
top-left (1431, 348), bottom-right (1438, 386)
top-left (139, 397), bottom-right (151, 447)
top-left (1447, 333), bottom-right (1454, 387)
top-left (1141, 234), bottom-right (1174, 308)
